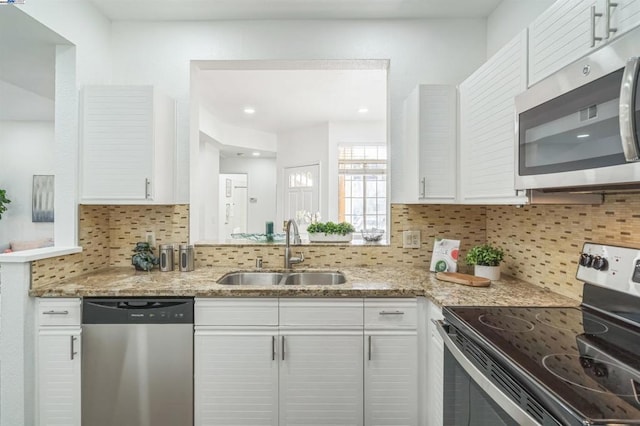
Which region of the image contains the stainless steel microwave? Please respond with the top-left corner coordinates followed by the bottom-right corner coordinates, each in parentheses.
top-left (515, 26), bottom-right (640, 191)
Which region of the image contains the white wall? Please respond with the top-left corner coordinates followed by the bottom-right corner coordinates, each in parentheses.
top-left (220, 158), bottom-right (277, 234)
top-left (276, 123), bottom-right (329, 226)
top-left (109, 19), bottom-right (487, 204)
top-left (486, 0), bottom-right (554, 57)
top-left (20, 0), bottom-right (112, 87)
top-left (198, 133), bottom-right (220, 241)
top-left (0, 121), bottom-right (55, 246)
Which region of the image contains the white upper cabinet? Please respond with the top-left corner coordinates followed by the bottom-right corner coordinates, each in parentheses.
top-left (80, 85), bottom-right (176, 204)
top-left (400, 85), bottom-right (457, 203)
top-left (529, 0), bottom-right (640, 86)
top-left (459, 31), bottom-right (528, 205)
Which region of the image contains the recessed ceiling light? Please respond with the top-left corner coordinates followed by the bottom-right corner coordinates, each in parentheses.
top-left (577, 133), bottom-right (590, 138)
top-left (252, 152), bottom-right (261, 157)
top-left (243, 107), bottom-right (255, 114)
top-left (358, 108), bottom-right (369, 114)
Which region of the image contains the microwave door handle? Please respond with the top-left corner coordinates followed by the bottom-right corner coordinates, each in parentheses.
top-left (620, 56), bottom-right (640, 162)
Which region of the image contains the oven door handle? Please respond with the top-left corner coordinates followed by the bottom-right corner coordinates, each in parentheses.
top-left (435, 320), bottom-right (542, 426)
top-left (620, 56), bottom-right (640, 162)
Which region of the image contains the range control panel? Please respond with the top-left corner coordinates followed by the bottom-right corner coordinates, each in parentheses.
top-left (577, 243), bottom-right (640, 296)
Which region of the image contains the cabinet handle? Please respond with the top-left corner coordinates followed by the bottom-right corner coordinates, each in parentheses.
top-left (605, 0), bottom-right (618, 39)
top-left (281, 336), bottom-right (285, 361)
top-left (144, 178), bottom-right (151, 199)
top-left (368, 335), bottom-right (372, 361)
top-left (272, 336), bottom-right (276, 361)
top-left (70, 336), bottom-right (78, 360)
top-left (43, 310), bottom-right (69, 315)
top-left (591, 5), bottom-right (603, 47)
top-left (420, 177), bottom-right (426, 198)
top-left (379, 310), bottom-right (405, 315)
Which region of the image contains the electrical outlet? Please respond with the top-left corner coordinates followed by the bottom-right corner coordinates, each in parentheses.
top-left (145, 231), bottom-right (156, 247)
top-left (402, 230), bottom-right (421, 249)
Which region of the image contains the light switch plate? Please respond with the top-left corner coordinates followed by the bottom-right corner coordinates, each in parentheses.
top-left (402, 230), bottom-right (421, 249)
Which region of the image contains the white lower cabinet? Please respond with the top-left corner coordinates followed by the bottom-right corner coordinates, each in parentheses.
top-left (195, 297), bottom-right (420, 426)
top-left (36, 298), bottom-right (82, 426)
top-left (279, 331), bottom-right (363, 425)
top-left (194, 329), bottom-right (279, 425)
top-left (426, 300), bottom-right (444, 426)
top-left (364, 299), bottom-right (418, 426)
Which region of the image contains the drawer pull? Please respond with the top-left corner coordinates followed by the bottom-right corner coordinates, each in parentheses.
top-left (368, 335), bottom-right (372, 361)
top-left (272, 336), bottom-right (276, 361)
top-left (43, 310), bottom-right (69, 315)
top-left (379, 310), bottom-right (405, 315)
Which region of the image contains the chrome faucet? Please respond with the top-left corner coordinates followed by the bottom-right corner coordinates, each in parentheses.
top-left (284, 219), bottom-right (304, 269)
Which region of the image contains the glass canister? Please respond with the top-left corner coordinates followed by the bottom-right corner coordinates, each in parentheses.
top-left (158, 244), bottom-right (174, 272)
top-left (179, 244), bottom-right (195, 272)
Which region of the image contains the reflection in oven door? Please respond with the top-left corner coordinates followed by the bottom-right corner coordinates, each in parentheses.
top-left (444, 345), bottom-right (522, 426)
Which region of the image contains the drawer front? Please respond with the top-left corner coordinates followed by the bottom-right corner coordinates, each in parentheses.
top-left (279, 298), bottom-right (363, 326)
top-left (37, 298), bottom-right (81, 327)
top-left (364, 298), bottom-right (417, 329)
top-left (195, 298), bottom-right (278, 326)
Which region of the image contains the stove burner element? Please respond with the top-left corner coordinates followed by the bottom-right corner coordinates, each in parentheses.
top-left (535, 310), bottom-right (609, 335)
top-left (478, 313), bottom-right (535, 332)
top-left (542, 353), bottom-right (640, 399)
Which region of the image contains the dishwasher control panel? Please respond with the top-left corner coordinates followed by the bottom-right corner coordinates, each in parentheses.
top-left (83, 298), bottom-right (194, 324)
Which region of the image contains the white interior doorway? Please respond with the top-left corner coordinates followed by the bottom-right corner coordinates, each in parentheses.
top-left (218, 173), bottom-right (248, 239)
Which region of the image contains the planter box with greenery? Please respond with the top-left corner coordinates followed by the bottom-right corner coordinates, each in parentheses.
top-left (307, 221), bottom-right (354, 243)
top-left (465, 243), bottom-right (504, 280)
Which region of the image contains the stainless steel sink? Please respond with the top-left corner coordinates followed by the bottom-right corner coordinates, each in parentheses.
top-left (216, 271), bottom-right (346, 285)
top-left (282, 272), bottom-right (347, 286)
top-left (217, 272), bottom-right (285, 285)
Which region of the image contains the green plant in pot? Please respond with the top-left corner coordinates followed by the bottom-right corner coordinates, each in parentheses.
top-left (0, 189), bottom-right (11, 220)
top-left (465, 243), bottom-right (504, 281)
top-left (131, 242), bottom-right (159, 271)
top-left (307, 221), bottom-right (355, 243)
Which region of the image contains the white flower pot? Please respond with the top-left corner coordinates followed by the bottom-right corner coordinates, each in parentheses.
top-left (474, 265), bottom-right (501, 281)
top-left (308, 232), bottom-right (352, 243)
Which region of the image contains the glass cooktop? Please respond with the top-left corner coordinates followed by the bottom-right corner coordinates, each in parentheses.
top-left (444, 305), bottom-right (640, 424)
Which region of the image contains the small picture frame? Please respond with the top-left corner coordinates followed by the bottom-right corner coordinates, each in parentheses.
top-left (32, 175), bottom-right (54, 222)
top-left (225, 178), bottom-right (232, 197)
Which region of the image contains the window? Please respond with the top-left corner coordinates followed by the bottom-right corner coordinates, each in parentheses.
top-left (338, 145), bottom-right (387, 232)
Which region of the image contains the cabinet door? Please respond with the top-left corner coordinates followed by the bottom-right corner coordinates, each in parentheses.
top-left (459, 31), bottom-right (528, 205)
top-left (194, 329), bottom-right (278, 426)
top-left (426, 302), bottom-right (444, 426)
top-left (364, 331), bottom-right (418, 426)
top-left (529, 0), bottom-right (600, 86)
top-left (279, 331), bottom-right (363, 426)
top-left (80, 86), bottom-right (154, 202)
top-left (418, 86), bottom-right (457, 203)
top-left (400, 85), bottom-right (457, 204)
top-left (38, 329), bottom-right (81, 426)
top-left (609, 0), bottom-right (640, 38)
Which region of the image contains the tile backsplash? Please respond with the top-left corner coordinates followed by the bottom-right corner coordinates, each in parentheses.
top-left (31, 195), bottom-right (640, 301)
top-left (487, 194), bottom-right (640, 300)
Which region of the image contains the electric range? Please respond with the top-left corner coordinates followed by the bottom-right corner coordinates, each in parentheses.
top-left (439, 243), bottom-right (640, 425)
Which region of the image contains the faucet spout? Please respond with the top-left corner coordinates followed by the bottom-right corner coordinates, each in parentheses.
top-left (284, 219), bottom-right (304, 269)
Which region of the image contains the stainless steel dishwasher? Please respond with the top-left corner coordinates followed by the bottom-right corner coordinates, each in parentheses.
top-left (82, 298), bottom-right (194, 426)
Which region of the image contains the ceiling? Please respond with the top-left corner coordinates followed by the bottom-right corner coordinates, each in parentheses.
top-left (0, 6), bottom-right (70, 121)
top-left (88, 0), bottom-right (504, 21)
top-left (198, 68), bottom-right (387, 135)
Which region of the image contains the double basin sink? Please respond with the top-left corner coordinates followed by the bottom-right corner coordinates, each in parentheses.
top-left (217, 271), bottom-right (346, 286)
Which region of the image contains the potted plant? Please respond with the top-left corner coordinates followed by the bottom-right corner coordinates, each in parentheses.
top-left (0, 189), bottom-right (10, 220)
top-left (307, 221), bottom-right (355, 243)
top-left (465, 243), bottom-right (504, 280)
top-left (131, 242), bottom-right (159, 271)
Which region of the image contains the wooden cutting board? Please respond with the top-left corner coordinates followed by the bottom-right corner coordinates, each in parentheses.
top-left (436, 272), bottom-right (491, 287)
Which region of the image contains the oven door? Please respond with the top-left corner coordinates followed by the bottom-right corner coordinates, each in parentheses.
top-left (436, 321), bottom-right (544, 426)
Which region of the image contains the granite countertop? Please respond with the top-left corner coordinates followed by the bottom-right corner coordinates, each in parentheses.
top-left (30, 266), bottom-right (579, 307)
